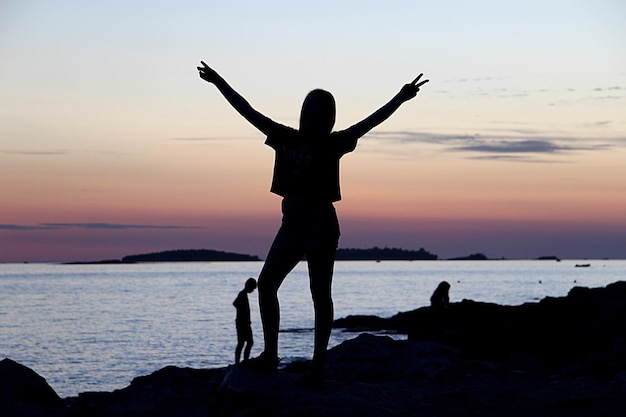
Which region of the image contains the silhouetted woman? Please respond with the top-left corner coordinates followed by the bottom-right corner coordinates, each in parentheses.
top-left (198, 62), bottom-right (428, 382)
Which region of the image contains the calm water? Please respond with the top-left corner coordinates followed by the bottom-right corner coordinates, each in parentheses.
top-left (1, 260), bottom-right (624, 398)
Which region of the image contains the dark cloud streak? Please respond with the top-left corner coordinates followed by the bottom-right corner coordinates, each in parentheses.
top-left (366, 130), bottom-right (619, 161)
top-left (1, 150), bottom-right (69, 156)
top-left (170, 136), bottom-right (254, 142)
top-left (0, 224), bottom-right (57, 231)
top-left (455, 140), bottom-right (568, 154)
top-left (1, 223), bottom-right (203, 231)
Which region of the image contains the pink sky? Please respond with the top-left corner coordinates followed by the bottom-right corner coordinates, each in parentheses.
top-left (3, 140), bottom-right (625, 261)
top-left (1, 1), bottom-right (625, 262)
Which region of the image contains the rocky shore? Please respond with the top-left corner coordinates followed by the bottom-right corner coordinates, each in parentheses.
top-left (3, 281), bottom-right (626, 416)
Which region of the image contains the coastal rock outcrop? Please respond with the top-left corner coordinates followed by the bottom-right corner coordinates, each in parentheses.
top-left (211, 333), bottom-right (626, 416)
top-left (5, 281), bottom-right (626, 416)
top-left (65, 366), bottom-right (224, 417)
top-left (0, 358), bottom-right (66, 416)
top-left (336, 281), bottom-right (626, 376)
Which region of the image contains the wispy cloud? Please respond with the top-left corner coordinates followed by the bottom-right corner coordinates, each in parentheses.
top-left (1, 149), bottom-right (134, 158)
top-left (437, 78), bottom-right (625, 102)
top-left (445, 76), bottom-right (509, 84)
top-left (455, 139), bottom-right (567, 154)
top-left (366, 131), bottom-right (475, 146)
top-left (365, 130), bottom-right (619, 162)
top-left (1, 223), bottom-right (203, 231)
top-left (1, 150), bottom-right (70, 156)
top-left (170, 137), bottom-right (223, 142)
top-left (464, 154), bottom-right (545, 162)
top-left (0, 224), bottom-right (57, 231)
top-left (593, 86), bottom-right (623, 92)
top-left (170, 136), bottom-right (255, 142)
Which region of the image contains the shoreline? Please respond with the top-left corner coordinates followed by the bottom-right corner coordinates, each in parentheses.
top-left (4, 257), bottom-right (624, 266)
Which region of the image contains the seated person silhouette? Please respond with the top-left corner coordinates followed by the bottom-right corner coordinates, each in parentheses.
top-left (233, 277), bottom-right (257, 364)
top-left (198, 61), bottom-right (428, 383)
top-left (430, 281), bottom-right (451, 310)
top-left (430, 281), bottom-right (451, 336)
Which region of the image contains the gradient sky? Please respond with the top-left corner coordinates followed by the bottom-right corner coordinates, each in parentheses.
top-left (1, 0), bottom-right (625, 262)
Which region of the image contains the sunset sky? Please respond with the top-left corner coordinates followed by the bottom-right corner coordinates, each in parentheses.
top-left (1, 0), bottom-right (625, 262)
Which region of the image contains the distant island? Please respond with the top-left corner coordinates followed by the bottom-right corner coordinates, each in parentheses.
top-left (122, 249), bottom-right (261, 262)
top-left (537, 255), bottom-right (561, 261)
top-left (447, 252), bottom-right (489, 261)
top-left (334, 246), bottom-right (437, 261)
top-left (64, 249), bottom-right (261, 264)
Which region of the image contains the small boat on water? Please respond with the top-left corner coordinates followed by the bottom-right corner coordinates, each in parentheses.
top-left (575, 263), bottom-right (591, 268)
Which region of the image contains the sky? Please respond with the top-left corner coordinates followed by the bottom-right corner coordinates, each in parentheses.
top-left (1, 0), bottom-right (625, 262)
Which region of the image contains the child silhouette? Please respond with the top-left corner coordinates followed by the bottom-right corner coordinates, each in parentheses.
top-left (233, 277), bottom-right (257, 364)
top-left (198, 62), bottom-right (428, 382)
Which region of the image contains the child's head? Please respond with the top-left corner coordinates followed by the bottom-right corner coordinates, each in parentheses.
top-left (245, 277), bottom-right (257, 293)
top-left (299, 89), bottom-right (336, 136)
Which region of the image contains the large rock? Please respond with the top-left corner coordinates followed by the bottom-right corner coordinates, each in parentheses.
top-left (211, 335), bottom-right (464, 417)
top-left (65, 366), bottom-right (224, 417)
top-left (4, 330), bottom-right (626, 417)
top-left (324, 333), bottom-right (458, 383)
top-left (336, 281), bottom-right (626, 376)
top-left (209, 333), bottom-right (626, 417)
top-left (0, 358), bottom-right (65, 416)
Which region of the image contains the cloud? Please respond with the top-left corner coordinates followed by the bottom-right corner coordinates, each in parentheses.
top-left (593, 86), bottom-right (623, 92)
top-left (42, 223), bottom-right (202, 230)
top-left (464, 155), bottom-right (546, 162)
top-left (1, 150), bottom-right (69, 156)
top-left (170, 137), bottom-right (222, 142)
top-left (437, 79), bottom-right (625, 102)
top-left (454, 139), bottom-right (568, 154)
top-left (0, 224), bottom-right (56, 231)
top-left (1, 223), bottom-right (203, 231)
top-left (445, 76), bottom-right (507, 84)
top-left (1, 149), bottom-right (138, 158)
top-left (170, 136), bottom-right (254, 142)
top-left (586, 121), bottom-right (613, 128)
top-left (590, 95), bottom-right (623, 101)
top-left (365, 130), bottom-right (619, 161)
top-left (366, 131), bottom-right (475, 146)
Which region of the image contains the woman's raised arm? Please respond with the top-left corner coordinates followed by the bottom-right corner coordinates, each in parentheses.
top-left (339, 74), bottom-right (429, 140)
top-left (197, 61), bottom-right (278, 135)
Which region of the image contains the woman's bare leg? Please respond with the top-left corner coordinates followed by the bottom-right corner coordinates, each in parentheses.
top-left (257, 226), bottom-right (303, 361)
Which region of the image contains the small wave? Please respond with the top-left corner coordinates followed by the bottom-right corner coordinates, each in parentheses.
top-left (278, 328), bottom-right (314, 334)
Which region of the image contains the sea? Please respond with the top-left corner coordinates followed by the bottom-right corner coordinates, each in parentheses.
top-left (1, 259), bottom-right (624, 398)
